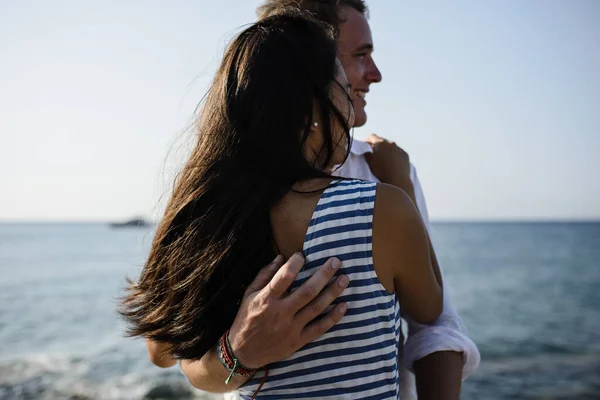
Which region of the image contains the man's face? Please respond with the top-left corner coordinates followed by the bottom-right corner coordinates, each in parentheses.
top-left (336, 6), bottom-right (382, 128)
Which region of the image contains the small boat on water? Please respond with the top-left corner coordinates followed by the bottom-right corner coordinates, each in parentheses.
top-left (109, 218), bottom-right (152, 228)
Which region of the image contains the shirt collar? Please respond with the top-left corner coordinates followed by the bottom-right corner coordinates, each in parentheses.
top-left (350, 139), bottom-right (373, 156)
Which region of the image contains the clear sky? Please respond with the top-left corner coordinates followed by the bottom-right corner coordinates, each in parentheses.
top-left (1, 0), bottom-right (599, 221)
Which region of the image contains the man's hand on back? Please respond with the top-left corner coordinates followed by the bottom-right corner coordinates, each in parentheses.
top-left (181, 253), bottom-right (349, 392)
top-left (228, 253), bottom-right (349, 369)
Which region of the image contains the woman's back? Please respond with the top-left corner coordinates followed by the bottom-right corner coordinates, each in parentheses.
top-left (239, 179), bottom-right (401, 399)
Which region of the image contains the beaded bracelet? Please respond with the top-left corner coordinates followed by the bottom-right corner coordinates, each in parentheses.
top-left (217, 329), bottom-right (258, 384)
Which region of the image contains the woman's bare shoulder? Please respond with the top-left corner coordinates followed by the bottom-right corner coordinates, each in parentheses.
top-left (374, 182), bottom-right (421, 225)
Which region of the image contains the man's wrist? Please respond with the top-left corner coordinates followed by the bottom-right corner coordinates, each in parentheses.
top-left (179, 348), bottom-right (248, 392)
top-left (217, 330), bottom-right (258, 385)
top-left (228, 329), bottom-right (261, 370)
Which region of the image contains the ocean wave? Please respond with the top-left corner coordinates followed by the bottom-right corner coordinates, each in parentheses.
top-left (0, 354), bottom-right (222, 400)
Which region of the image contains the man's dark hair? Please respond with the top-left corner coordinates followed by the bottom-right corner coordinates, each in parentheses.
top-left (257, 0), bottom-right (368, 36)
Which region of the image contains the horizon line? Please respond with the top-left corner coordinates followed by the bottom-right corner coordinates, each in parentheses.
top-left (1, 218), bottom-right (599, 224)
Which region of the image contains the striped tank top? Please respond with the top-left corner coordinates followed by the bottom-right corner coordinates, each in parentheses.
top-left (238, 179), bottom-right (402, 399)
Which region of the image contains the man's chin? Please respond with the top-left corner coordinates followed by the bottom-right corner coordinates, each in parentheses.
top-left (353, 112), bottom-right (367, 128)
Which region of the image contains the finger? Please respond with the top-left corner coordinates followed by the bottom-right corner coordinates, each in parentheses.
top-left (301, 303), bottom-right (348, 343)
top-left (285, 257), bottom-right (342, 312)
top-left (267, 253), bottom-right (306, 298)
top-left (244, 255), bottom-right (284, 298)
top-left (295, 275), bottom-right (349, 326)
top-left (364, 133), bottom-right (382, 145)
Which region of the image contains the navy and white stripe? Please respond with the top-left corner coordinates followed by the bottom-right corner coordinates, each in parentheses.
top-left (238, 179), bottom-right (401, 399)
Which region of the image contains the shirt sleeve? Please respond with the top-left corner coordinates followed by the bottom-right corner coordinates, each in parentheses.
top-left (404, 164), bottom-right (481, 380)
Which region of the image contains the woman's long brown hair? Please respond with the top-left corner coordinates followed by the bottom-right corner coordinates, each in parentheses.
top-left (119, 12), bottom-right (351, 361)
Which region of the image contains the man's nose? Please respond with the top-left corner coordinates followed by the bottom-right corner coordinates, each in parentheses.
top-left (367, 58), bottom-right (382, 83)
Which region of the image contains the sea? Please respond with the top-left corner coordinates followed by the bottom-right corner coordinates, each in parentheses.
top-left (1, 222), bottom-right (599, 399)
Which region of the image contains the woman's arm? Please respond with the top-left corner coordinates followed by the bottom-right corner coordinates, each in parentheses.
top-left (414, 351), bottom-right (463, 400)
top-left (372, 182), bottom-right (443, 325)
top-left (403, 167), bottom-right (480, 382)
top-left (357, 138), bottom-right (477, 396)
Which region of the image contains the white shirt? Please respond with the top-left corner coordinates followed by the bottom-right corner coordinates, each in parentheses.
top-left (334, 139), bottom-right (480, 399)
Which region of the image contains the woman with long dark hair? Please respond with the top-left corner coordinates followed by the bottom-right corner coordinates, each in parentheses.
top-left (120, 11), bottom-right (442, 399)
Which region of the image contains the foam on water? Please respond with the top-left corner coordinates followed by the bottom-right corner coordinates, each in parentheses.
top-left (0, 353), bottom-right (222, 400)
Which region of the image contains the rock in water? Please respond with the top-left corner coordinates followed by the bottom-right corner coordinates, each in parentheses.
top-left (144, 382), bottom-right (195, 399)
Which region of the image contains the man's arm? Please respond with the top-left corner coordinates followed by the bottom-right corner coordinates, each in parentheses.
top-left (177, 254), bottom-right (349, 392)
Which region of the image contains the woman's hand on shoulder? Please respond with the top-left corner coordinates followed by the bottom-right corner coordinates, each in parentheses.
top-left (372, 183), bottom-right (443, 325)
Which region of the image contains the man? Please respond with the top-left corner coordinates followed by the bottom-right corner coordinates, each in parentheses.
top-left (154, 1), bottom-right (480, 399)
